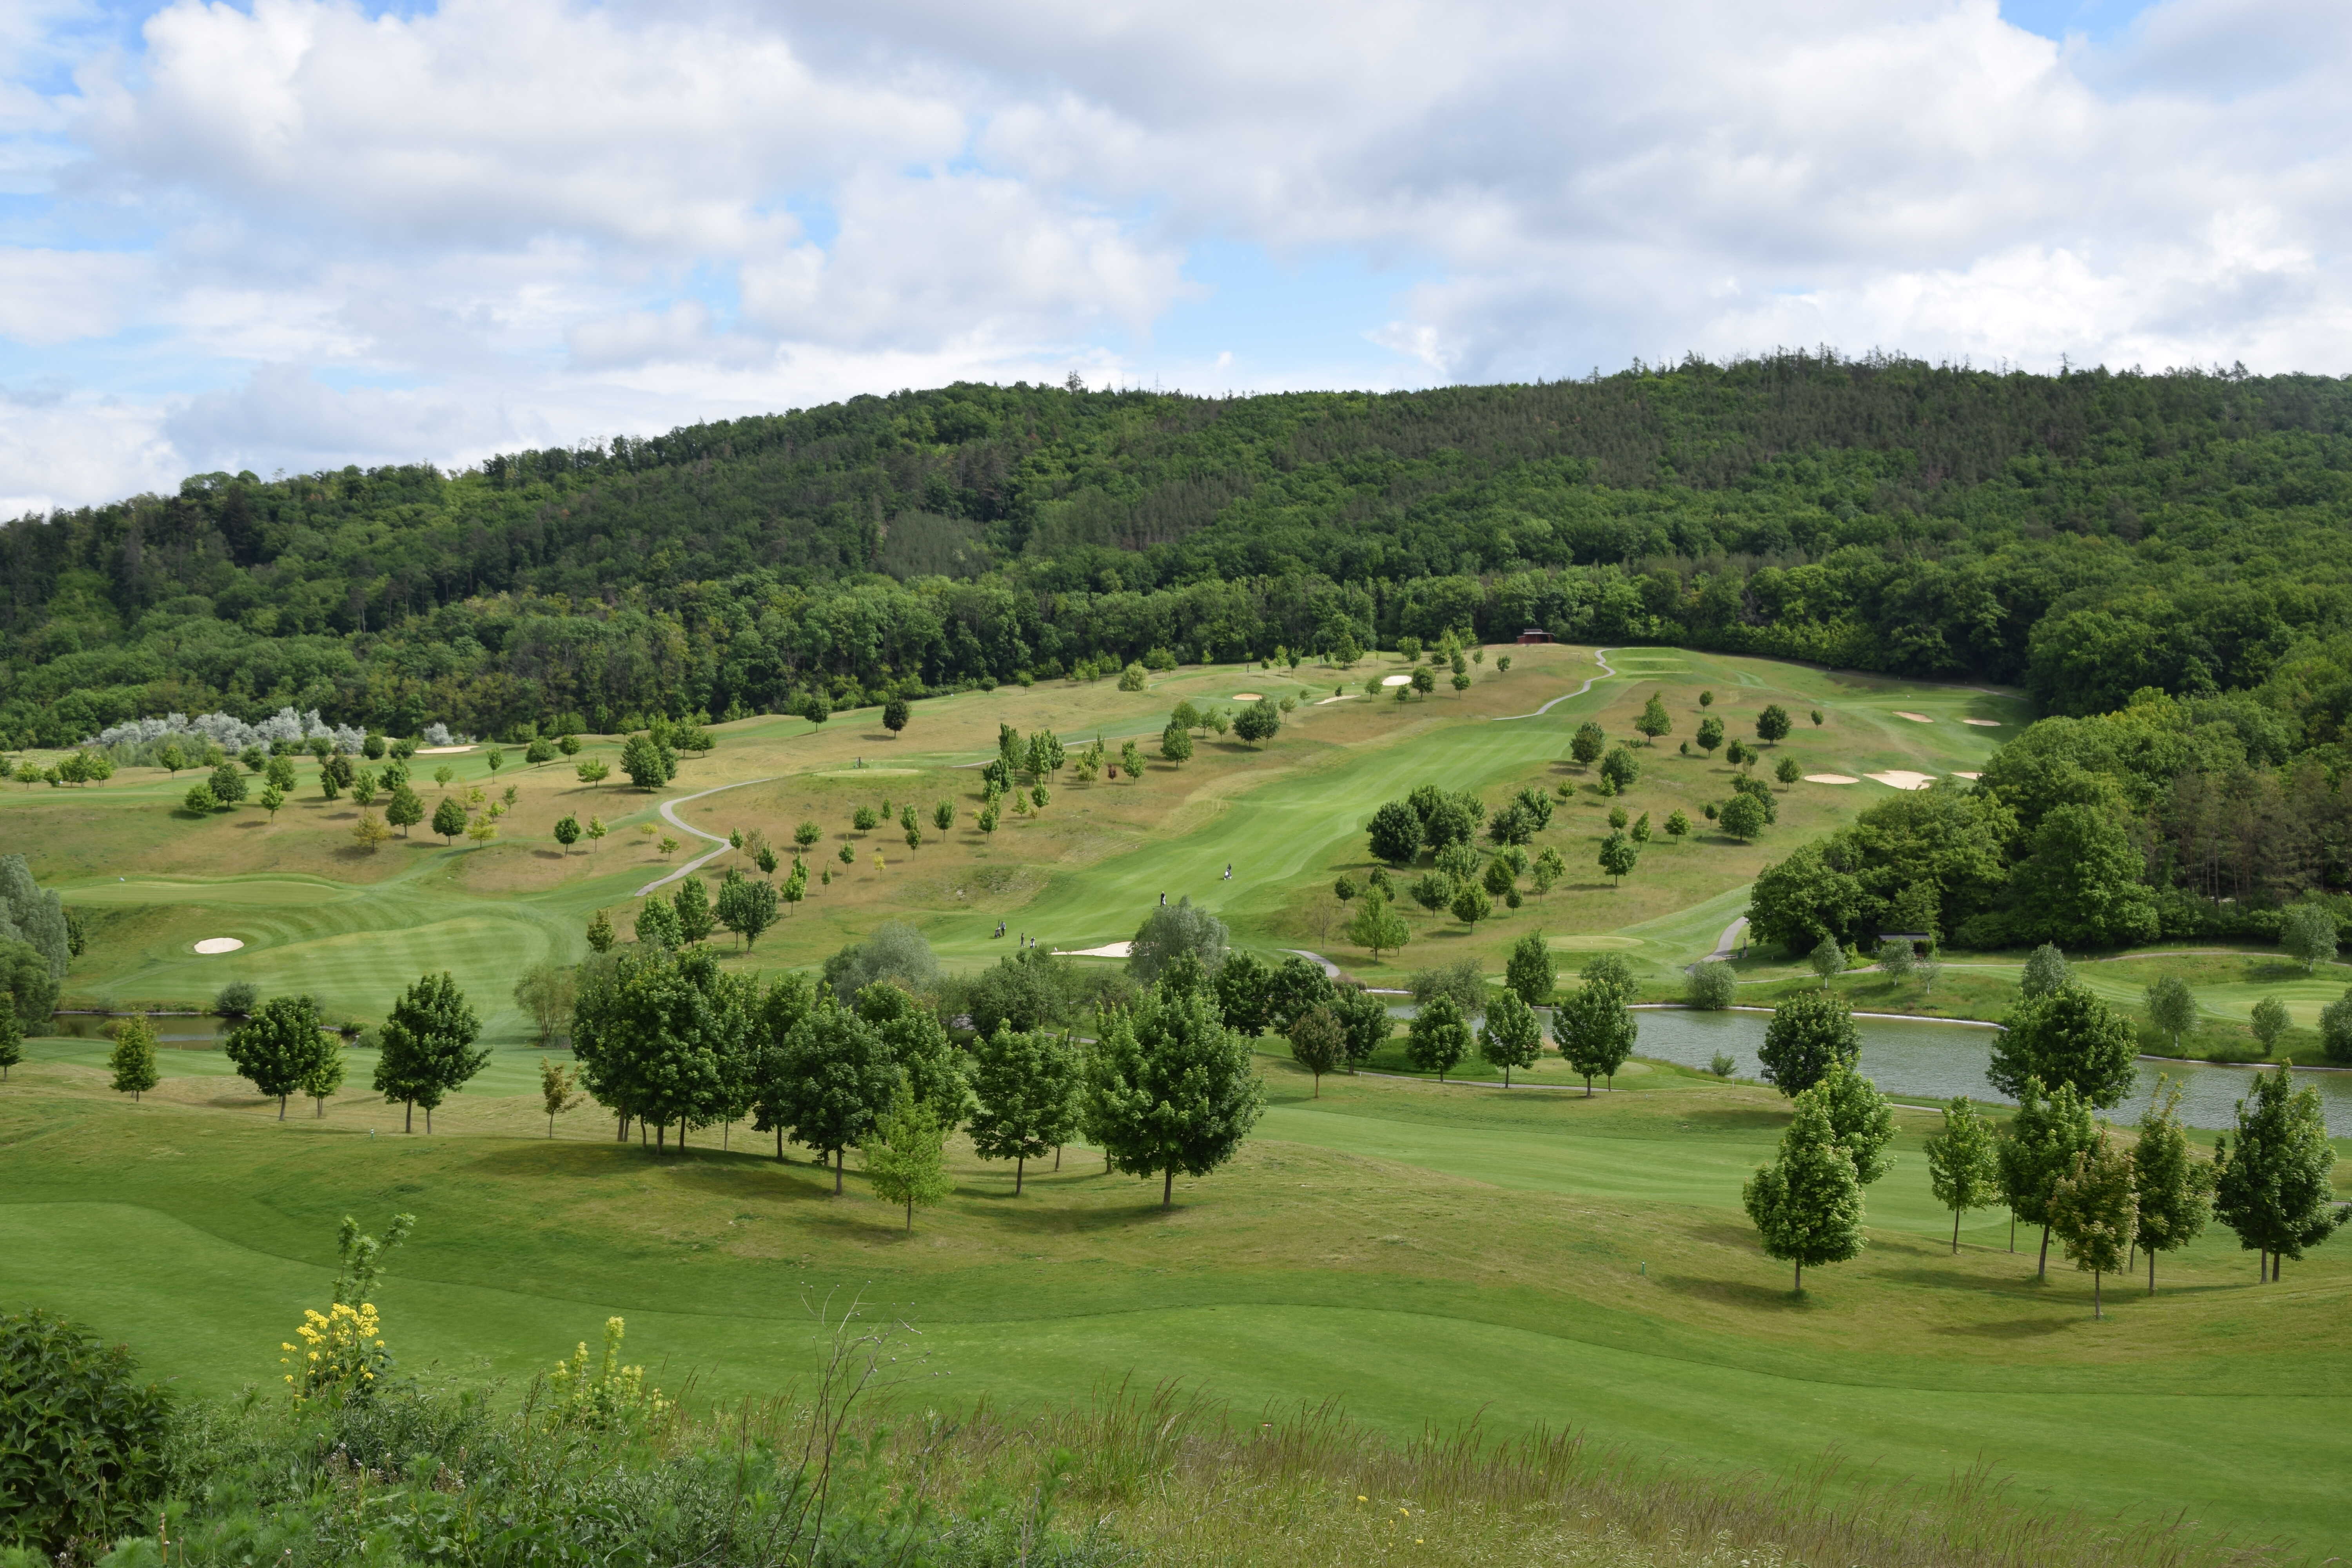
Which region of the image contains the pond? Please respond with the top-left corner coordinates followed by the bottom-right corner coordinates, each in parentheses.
top-left (1630, 1007), bottom-right (2352, 1137)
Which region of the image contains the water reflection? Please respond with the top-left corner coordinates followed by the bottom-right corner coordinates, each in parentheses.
top-left (1632, 1007), bottom-right (2352, 1136)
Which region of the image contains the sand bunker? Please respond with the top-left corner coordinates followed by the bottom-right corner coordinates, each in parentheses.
top-left (1954, 771), bottom-right (1982, 781)
top-left (192, 937), bottom-right (245, 955)
top-left (1804, 773), bottom-right (1860, 784)
top-left (1315, 694), bottom-right (1358, 704)
top-left (1892, 711), bottom-right (1933, 723)
top-left (1232, 692), bottom-right (1264, 701)
top-left (1381, 674), bottom-right (1412, 687)
top-left (1867, 770), bottom-right (1937, 790)
top-left (1959, 717), bottom-right (2001, 727)
top-left (416, 745), bottom-right (474, 754)
top-left (1053, 941), bottom-right (1132, 959)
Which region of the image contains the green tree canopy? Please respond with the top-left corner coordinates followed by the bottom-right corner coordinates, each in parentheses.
top-left (1743, 1094), bottom-right (1866, 1293)
top-left (1085, 976), bottom-right (1265, 1208)
top-left (1991, 982), bottom-right (2138, 1109)
top-left (967, 1025), bottom-right (1081, 1194)
top-left (371, 972), bottom-right (487, 1134)
top-left (1924, 1096), bottom-right (2001, 1252)
top-left (226, 995), bottom-right (334, 1120)
top-left (2212, 1063), bottom-right (2342, 1280)
top-left (1757, 991), bottom-right (1860, 1097)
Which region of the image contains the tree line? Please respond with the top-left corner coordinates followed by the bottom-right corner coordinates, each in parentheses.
top-left (11, 354), bottom-right (2352, 746)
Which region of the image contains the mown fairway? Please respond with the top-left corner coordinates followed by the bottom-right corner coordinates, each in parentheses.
top-left (24, 643), bottom-right (2019, 1028)
top-left (3, 1045), bottom-right (2348, 1550)
top-left (9, 646), bottom-right (2350, 1554)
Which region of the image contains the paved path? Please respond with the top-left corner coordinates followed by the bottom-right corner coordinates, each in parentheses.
top-left (1488, 648), bottom-right (1619, 721)
top-left (634, 777), bottom-right (779, 896)
top-left (1686, 915), bottom-right (1748, 973)
top-left (1285, 948), bottom-right (1342, 978)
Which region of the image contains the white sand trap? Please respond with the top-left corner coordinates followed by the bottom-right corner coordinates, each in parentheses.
top-left (416, 745), bottom-right (475, 754)
top-left (1804, 773), bottom-right (1860, 784)
top-left (192, 937), bottom-right (245, 955)
top-left (1315, 694), bottom-right (1359, 704)
top-left (1232, 692), bottom-right (1264, 700)
top-left (1892, 711), bottom-right (1933, 723)
top-left (1958, 717), bottom-right (2001, 727)
top-left (1954, 771), bottom-right (1982, 780)
top-left (1053, 940), bottom-right (1132, 959)
top-left (1867, 770), bottom-right (1937, 790)
top-left (1381, 674), bottom-right (1412, 687)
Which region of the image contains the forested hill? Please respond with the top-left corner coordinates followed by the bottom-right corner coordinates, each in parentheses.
top-left (8, 351), bottom-right (2352, 745)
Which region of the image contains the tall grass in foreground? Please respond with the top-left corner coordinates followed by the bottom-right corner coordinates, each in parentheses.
top-left (830, 1379), bottom-right (2276, 1568)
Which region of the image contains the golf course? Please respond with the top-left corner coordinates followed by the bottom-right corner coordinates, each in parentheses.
top-left (5, 642), bottom-right (2348, 1555)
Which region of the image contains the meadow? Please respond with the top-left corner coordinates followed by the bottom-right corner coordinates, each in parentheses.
top-left (6, 645), bottom-right (2348, 1557)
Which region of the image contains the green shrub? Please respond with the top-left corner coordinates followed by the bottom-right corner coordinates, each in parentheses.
top-left (0, 1309), bottom-right (172, 1556)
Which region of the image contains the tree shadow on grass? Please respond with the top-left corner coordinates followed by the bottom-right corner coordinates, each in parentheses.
top-left (1654, 1273), bottom-right (1822, 1312)
top-left (1672, 1105), bottom-right (1791, 1133)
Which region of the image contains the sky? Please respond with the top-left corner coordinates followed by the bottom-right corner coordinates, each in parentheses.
top-left (2, 0), bottom-right (2347, 514)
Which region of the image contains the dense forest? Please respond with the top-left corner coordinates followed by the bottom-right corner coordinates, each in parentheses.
top-left (7, 350), bottom-right (2352, 747)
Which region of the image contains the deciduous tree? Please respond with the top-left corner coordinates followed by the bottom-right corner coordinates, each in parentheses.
top-left (2212, 1063), bottom-right (2342, 1281)
top-left (1086, 977), bottom-right (1265, 1208)
top-left (1925, 1096), bottom-right (2000, 1252)
top-left (107, 1018), bottom-right (161, 1102)
top-left (1288, 1005), bottom-right (1346, 1096)
top-left (968, 1026), bottom-right (1081, 1193)
top-left (226, 995), bottom-right (333, 1120)
top-left (1478, 989), bottom-right (1544, 1086)
top-left (863, 1094), bottom-right (952, 1229)
top-left (2132, 1076), bottom-right (2213, 1292)
top-left (372, 973), bottom-right (486, 1134)
top-left (1743, 1093), bottom-right (1865, 1293)
top-left (1758, 991), bottom-right (1859, 1096)
top-left (1406, 992), bottom-right (1473, 1081)
top-left (1991, 982), bottom-right (2137, 1109)
top-left (1998, 1077), bottom-right (2099, 1278)
top-left (2049, 1133), bottom-right (2136, 1318)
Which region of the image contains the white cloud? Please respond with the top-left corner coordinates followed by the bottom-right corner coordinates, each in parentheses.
top-left (4, 0), bottom-right (2352, 506)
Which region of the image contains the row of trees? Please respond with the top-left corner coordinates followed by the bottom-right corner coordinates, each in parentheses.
top-left (200, 973), bottom-right (488, 1129)
top-left (1741, 981), bottom-right (2339, 1307)
top-left (569, 931), bottom-right (1265, 1214)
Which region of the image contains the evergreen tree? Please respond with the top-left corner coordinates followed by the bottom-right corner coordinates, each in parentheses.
top-left (371, 973), bottom-right (486, 1134)
top-left (586, 909), bottom-right (615, 953)
top-left (1757, 991), bottom-right (1860, 1096)
top-left (2132, 1076), bottom-right (2214, 1292)
top-left (1086, 978), bottom-right (1265, 1208)
top-left (2049, 1133), bottom-right (2136, 1318)
top-left (1743, 1093), bottom-right (1866, 1293)
top-left (1991, 982), bottom-right (2138, 1109)
top-left (1997, 1077), bottom-right (2100, 1278)
top-left (1478, 988), bottom-right (1544, 1087)
top-left (863, 1093), bottom-right (952, 1230)
top-left (967, 1025), bottom-right (1081, 1194)
top-left (225, 995), bottom-right (333, 1120)
top-left (2212, 1063), bottom-right (2342, 1281)
top-left (107, 1018), bottom-right (162, 1102)
top-left (1924, 1096), bottom-right (2000, 1252)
